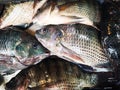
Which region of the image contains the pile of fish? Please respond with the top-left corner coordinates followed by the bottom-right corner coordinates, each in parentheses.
top-left (0, 0), bottom-right (119, 90)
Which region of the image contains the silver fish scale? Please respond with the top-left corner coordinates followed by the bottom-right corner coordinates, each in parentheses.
top-left (59, 0), bottom-right (100, 23)
top-left (61, 24), bottom-right (109, 67)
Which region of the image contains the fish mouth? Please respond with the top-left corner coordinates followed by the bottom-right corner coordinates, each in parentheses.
top-left (35, 36), bottom-right (46, 47)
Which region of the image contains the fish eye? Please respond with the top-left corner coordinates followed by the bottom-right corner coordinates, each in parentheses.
top-left (58, 32), bottom-right (62, 37)
top-left (39, 28), bottom-right (48, 35)
top-left (56, 30), bottom-right (63, 38)
top-left (43, 28), bottom-right (48, 33)
top-left (33, 43), bottom-right (38, 49)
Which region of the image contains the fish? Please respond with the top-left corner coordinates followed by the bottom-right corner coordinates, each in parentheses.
top-left (0, 0), bottom-right (47, 29)
top-left (5, 55), bottom-right (99, 90)
top-left (35, 23), bottom-right (112, 72)
top-left (0, 26), bottom-right (50, 75)
top-left (31, 0), bottom-right (100, 31)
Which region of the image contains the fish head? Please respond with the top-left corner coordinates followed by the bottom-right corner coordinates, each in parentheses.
top-left (35, 25), bottom-right (64, 52)
top-left (15, 32), bottom-right (50, 65)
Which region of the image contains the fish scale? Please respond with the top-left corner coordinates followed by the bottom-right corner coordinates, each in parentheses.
top-left (0, 29), bottom-right (20, 56)
top-left (35, 24), bottom-right (112, 72)
top-left (58, 0), bottom-right (100, 23)
top-left (0, 0), bottom-right (47, 29)
top-left (6, 56), bottom-right (98, 90)
top-left (60, 24), bottom-right (109, 66)
top-left (31, 0), bottom-right (100, 33)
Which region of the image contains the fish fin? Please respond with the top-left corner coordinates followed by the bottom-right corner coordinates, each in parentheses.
top-left (33, 0), bottom-right (38, 9)
top-left (60, 43), bottom-right (85, 63)
top-left (59, 15), bottom-right (99, 29)
top-left (15, 23), bottom-right (33, 30)
top-left (93, 62), bottom-right (113, 72)
top-left (58, 2), bottom-right (75, 11)
top-left (78, 63), bottom-right (112, 73)
top-left (2, 69), bottom-right (16, 76)
top-left (92, 67), bottom-right (112, 72)
top-left (50, 1), bottom-right (57, 12)
top-left (32, 3), bottom-right (52, 19)
top-left (78, 64), bottom-right (94, 72)
top-left (28, 23), bottom-right (43, 32)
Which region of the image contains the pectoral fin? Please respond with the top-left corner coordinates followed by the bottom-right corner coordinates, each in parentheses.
top-left (60, 43), bottom-right (85, 63)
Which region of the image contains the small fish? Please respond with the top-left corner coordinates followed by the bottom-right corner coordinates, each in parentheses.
top-left (0, 0), bottom-right (47, 29)
top-left (5, 56), bottom-right (98, 90)
top-left (35, 23), bottom-right (112, 72)
top-left (0, 26), bottom-right (50, 75)
top-left (31, 0), bottom-right (100, 31)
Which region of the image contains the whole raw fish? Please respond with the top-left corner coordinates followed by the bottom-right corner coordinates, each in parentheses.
top-left (5, 56), bottom-right (98, 90)
top-left (35, 23), bottom-right (112, 72)
top-left (31, 0), bottom-right (100, 31)
top-left (0, 0), bottom-right (47, 29)
top-left (0, 26), bottom-right (50, 75)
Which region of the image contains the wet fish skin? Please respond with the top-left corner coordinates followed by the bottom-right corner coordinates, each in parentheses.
top-left (35, 23), bottom-right (112, 72)
top-left (32, 0), bottom-right (100, 31)
top-left (0, 0), bottom-right (47, 29)
top-left (0, 26), bottom-right (50, 75)
top-left (57, 0), bottom-right (101, 23)
top-left (5, 56), bottom-right (98, 90)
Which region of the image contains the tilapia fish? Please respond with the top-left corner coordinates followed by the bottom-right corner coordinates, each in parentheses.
top-left (35, 23), bottom-right (112, 72)
top-left (0, 0), bottom-right (47, 29)
top-left (32, 0), bottom-right (100, 31)
top-left (0, 26), bottom-right (50, 75)
top-left (5, 56), bottom-right (98, 90)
